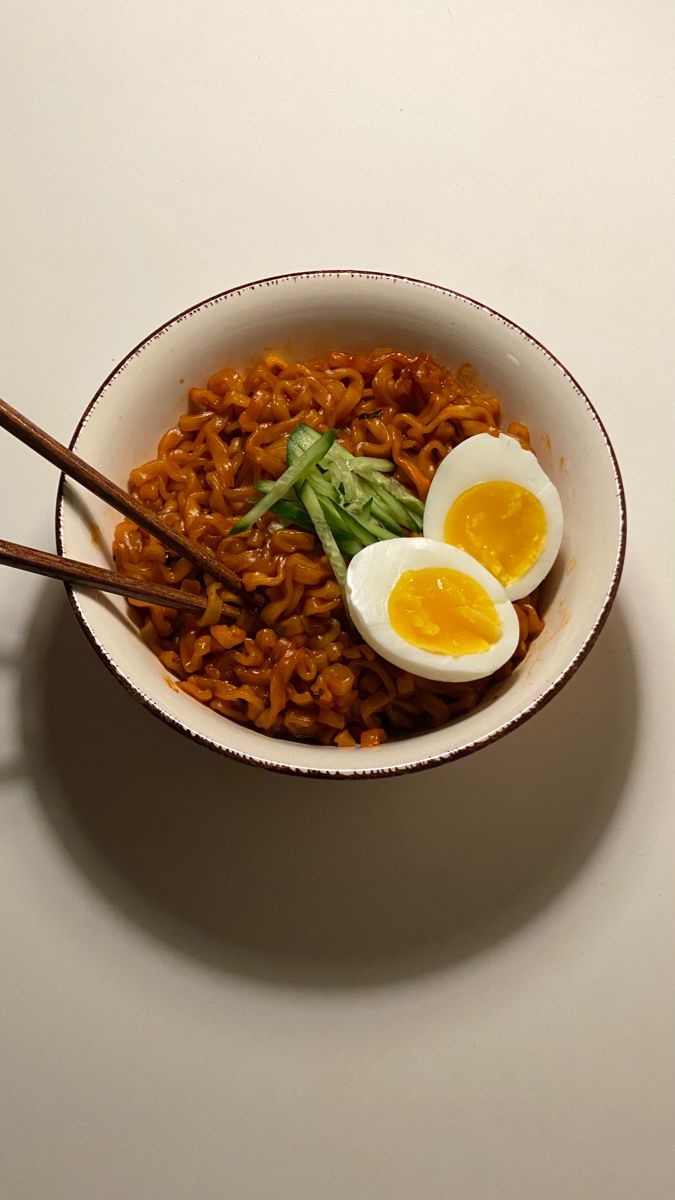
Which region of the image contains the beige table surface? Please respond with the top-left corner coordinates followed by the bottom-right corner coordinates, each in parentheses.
top-left (1, 3), bottom-right (674, 1198)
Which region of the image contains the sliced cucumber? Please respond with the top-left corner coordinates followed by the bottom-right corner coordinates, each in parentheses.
top-left (325, 442), bottom-right (394, 474)
top-left (243, 420), bottom-right (425, 576)
top-left (373, 473), bottom-right (425, 529)
top-left (334, 536), bottom-right (363, 558)
top-left (367, 476), bottom-right (415, 530)
top-left (229, 427), bottom-right (336, 534)
top-left (297, 480), bottom-right (348, 595)
top-left (347, 456), bottom-right (395, 474)
top-left (316, 493), bottom-right (379, 546)
top-left (286, 422), bottom-right (322, 465)
top-left (267, 499), bottom-right (315, 532)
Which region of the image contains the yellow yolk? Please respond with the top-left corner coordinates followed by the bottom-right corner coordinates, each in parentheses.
top-left (444, 481), bottom-right (547, 587)
top-left (388, 567), bottom-right (502, 656)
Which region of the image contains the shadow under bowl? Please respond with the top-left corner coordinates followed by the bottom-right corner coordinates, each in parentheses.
top-left (56, 271), bottom-right (626, 777)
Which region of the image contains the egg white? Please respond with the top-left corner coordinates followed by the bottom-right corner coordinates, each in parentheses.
top-left (345, 538), bottom-right (520, 683)
top-left (423, 432), bottom-right (563, 600)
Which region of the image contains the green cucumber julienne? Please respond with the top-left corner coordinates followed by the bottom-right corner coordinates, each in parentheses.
top-left (229, 422), bottom-right (425, 595)
top-left (297, 478), bottom-right (348, 594)
top-left (229, 427), bottom-right (336, 534)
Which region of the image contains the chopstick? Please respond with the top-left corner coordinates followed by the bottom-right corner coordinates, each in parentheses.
top-left (0, 396), bottom-right (246, 599)
top-left (0, 538), bottom-right (242, 617)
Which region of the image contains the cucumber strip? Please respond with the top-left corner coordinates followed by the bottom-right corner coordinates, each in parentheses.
top-left (367, 476), bottom-right (414, 529)
top-left (325, 461), bottom-right (361, 507)
top-left (258, 460), bottom-right (407, 540)
top-left (298, 480), bottom-right (348, 594)
top-left (374, 474), bottom-right (425, 529)
top-left (341, 498), bottom-right (397, 542)
top-left (334, 536), bottom-right (363, 558)
top-left (374, 470), bottom-right (425, 510)
top-left (307, 470), bottom-right (396, 543)
top-left (320, 463), bottom-right (410, 539)
top-left (303, 467), bottom-right (384, 547)
top-left (277, 424), bottom-right (423, 546)
top-left (344, 475), bottom-right (407, 532)
top-left (366, 496), bottom-right (406, 534)
top-left (345, 456), bottom-right (396, 474)
top-left (258, 480), bottom-right (338, 536)
top-left (328, 462), bottom-right (372, 508)
top-left (317, 494), bottom-right (378, 547)
top-left (256, 479), bottom-right (305, 508)
top-left (287, 422), bottom-right (322, 465)
top-left (230, 428), bottom-right (336, 534)
top-left (302, 467), bottom-right (340, 503)
top-left (325, 442), bottom-right (395, 473)
top-left (267, 499), bottom-right (315, 532)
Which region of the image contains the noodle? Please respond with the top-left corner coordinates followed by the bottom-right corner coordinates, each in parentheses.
top-left (112, 349), bottom-right (543, 747)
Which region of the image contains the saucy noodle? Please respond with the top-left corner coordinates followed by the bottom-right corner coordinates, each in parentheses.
top-left (112, 349), bottom-right (544, 747)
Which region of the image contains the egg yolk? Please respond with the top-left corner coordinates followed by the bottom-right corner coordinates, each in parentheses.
top-left (444, 481), bottom-right (546, 587)
top-left (388, 567), bottom-right (502, 656)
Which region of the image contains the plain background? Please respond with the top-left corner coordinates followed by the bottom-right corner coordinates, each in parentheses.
top-left (1, 2), bottom-right (674, 1198)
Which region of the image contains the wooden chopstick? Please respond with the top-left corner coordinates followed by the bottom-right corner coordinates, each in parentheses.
top-left (0, 538), bottom-right (243, 617)
top-left (0, 396), bottom-right (246, 599)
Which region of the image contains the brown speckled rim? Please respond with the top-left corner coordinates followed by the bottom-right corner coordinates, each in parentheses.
top-left (55, 270), bottom-right (627, 779)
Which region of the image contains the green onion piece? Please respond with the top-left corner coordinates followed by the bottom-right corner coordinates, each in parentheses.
top-left (229, 427), bottom-right (336, 534)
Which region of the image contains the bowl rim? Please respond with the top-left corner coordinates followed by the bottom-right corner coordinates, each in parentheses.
top-left (55, 269), bottom-right (627, 778)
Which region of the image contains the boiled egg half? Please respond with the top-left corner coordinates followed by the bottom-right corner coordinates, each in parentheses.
top-left (423, 432), bottom-right (563, 600)
top-left (345, 538), bottom-right (520, 682)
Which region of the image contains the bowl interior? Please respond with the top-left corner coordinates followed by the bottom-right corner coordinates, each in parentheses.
top-left (58, 273), bottom-right (624, 776)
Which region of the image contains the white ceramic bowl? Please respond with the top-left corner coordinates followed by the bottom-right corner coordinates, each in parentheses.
top-left (57, 272), bottom-right (626, 777)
